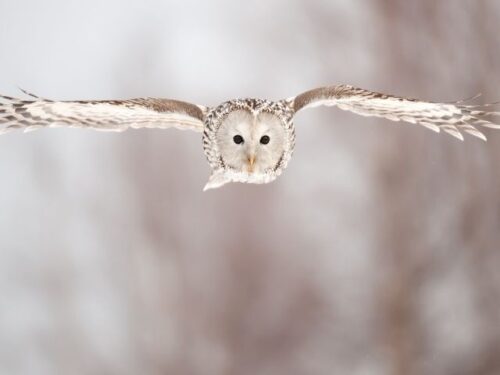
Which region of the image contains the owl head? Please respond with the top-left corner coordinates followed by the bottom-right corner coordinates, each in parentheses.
top-left (203, 99), bottom-right (295, 190)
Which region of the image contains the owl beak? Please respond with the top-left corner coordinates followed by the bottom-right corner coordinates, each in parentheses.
top-left (247, 155), bottom-right (256, 173)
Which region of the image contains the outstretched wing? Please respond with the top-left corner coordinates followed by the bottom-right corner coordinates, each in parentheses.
top-left (0, 91), bottom-right (207, 135)
top-left (290, 84), bottom-right (500, 141)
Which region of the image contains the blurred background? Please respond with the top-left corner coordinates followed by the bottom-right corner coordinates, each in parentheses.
top-left (1, 1), bottom-right (500, 374)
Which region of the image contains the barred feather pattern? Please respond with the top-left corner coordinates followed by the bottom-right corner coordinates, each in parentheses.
top-left (0, 93), bottom-right (206, 134)
top-left (291, 84), bottom-right (500, 141)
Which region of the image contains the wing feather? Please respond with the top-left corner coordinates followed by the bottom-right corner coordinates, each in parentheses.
top-left (0, 93), bottom-right (207, 135)
top-left (290, 85), bottom-right (500, 141)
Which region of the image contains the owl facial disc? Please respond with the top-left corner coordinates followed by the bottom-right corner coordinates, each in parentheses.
top-left (202, 99), bottom-right (295, 190)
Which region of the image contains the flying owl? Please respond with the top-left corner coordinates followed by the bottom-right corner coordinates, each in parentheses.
top-left (1, 85), bottom-right (499, 190)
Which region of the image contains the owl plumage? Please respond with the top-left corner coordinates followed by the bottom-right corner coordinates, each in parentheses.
top-left (1, 85), bottom-right (499, 190)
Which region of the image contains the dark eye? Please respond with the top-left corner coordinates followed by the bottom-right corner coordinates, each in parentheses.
top-left (233, 135), bottom-right (244, 144)
top-left (260, 135), bottom-right (270, 145)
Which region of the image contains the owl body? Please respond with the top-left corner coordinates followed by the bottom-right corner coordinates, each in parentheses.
top-left (1, 84), bottom-right (499, 190)
top-left (202, 98), bottom-right (295, 190)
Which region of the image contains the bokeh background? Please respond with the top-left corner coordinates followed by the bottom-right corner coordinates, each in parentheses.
top-left (1, 1), bottom-right (500, 374)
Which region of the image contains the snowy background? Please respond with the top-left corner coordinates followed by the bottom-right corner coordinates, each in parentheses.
top-left (1, 1), bottom-right (500, 374)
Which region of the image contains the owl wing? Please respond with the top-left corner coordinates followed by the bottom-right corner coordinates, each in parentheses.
top-left (0, 91), bottom-right (207, 135)
top-left (289, 84), bottom-right (500, 141)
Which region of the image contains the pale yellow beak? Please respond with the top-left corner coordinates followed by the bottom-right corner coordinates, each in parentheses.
top-left (247, 155), bottom-right (256, 173)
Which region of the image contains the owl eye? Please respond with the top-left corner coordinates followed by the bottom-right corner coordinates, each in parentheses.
top-left (260, 135), bottom-right (270, 145)
top-left (233, 135), bottom-right (244, 144)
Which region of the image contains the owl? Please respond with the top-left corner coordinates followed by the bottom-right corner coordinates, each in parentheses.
top-left (1, 85), bottom-right (499, 190)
